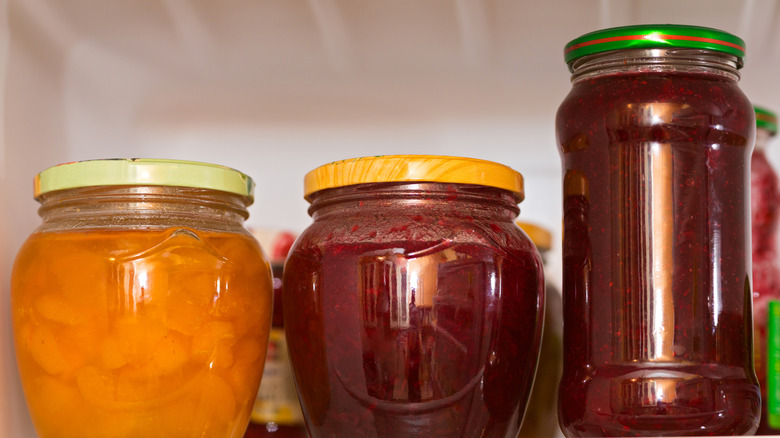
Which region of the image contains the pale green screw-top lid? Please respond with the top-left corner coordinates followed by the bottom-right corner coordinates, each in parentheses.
top-left (564, 24), bottom-right (746, 71)
top-left (34, 158), bottom-right (255, 201)
top-left (756, 106), bottom-right (778, 136)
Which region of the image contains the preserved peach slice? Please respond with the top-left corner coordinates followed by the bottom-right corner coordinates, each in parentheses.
top-left (26, 325), bottom-right (68, 375)
top-left (224, 338), bottom-right (266, 406)
top-left (100, 335), bottom-right (128, 370)
top-left (194, 373), bottom-right (238, 432)
top-left (111, 316), bottom-right (167, 367)
top-left (192, 320), bottom-right (237, 366)
top-left (34, 294), bottom-right (89, 325)
top-left (28, 376), bottom-right (86, 435)
top-left (145, 331), bottom-right (191, 376)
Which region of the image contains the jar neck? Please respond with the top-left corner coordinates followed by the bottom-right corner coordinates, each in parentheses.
top-left (570, 48), bottom-right (741, 83)
top-left (36, 186), bottom-right (251, 232)
top-left (308, 182), bottom-right (521, 222)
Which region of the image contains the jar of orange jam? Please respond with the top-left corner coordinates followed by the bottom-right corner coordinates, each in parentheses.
top-left (11, 159), bottom-right (273, 438)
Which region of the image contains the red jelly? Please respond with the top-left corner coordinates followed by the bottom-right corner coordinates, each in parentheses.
top-left (283, 156), bottom-right (545, 438)
top-left (750, 107), bottom-right (780, 435)
top-left (557, 25), bottom-right (760, 436)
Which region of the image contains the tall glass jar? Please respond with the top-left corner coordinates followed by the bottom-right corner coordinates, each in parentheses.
top-left (750, 107), bottom-right (780, 434)
top-left (11, 159), bottom-right (273, 438)
top-left (283, 155), bottom-right (545, 438)
top-left (556, 25), bottom-right (760, 436)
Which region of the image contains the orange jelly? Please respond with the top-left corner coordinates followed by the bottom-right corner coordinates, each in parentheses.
top-left (11, 159), bottom-right (273, 438)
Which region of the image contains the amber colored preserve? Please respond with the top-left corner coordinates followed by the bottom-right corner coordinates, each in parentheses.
top-left (11, 159), bottom-right (273, 438)
top-left (284, 156), bottom-right (545, 438)
top-left (557, 26), bottom-right (760, 436)
top-left (13, 230), bottom-right (271, 438)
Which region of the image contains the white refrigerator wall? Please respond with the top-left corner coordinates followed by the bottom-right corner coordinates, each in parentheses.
top-left (3, 1), bottom-right (780, 436)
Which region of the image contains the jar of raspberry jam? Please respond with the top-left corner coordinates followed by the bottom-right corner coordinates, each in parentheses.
top-left (750, 107), bottom-right (780, 435)
top-left (11, 159), bottom-right (273, 438)
top-left (283, 155), bottom-right (545, 438)
top-left (557, 25), bottom-right (760, 436)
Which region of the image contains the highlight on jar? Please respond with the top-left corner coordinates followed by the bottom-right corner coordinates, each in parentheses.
top-left (11, 159), bottom-right (274, 438)
top-left (283, 155), bottom-right (545, 438)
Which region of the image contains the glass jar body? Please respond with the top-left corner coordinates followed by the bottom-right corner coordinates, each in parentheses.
top-left (283, 182), bottom-right (544, 438)
top-left (11, 186), bottom-right (273, 438)
top-left (557, 49), bottom-right (760, 436)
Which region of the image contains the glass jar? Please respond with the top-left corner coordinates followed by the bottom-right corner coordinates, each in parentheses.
top-left (515, 222), bottom-right (562, 438)
top-left (557, 25), bottom-right (760, 436)
top-left (283, 155), bottom-right (545, 438)
top-left (11, 159), bottom-right (273, 438)
top-left (245, 230), bottom-right (307, 438)
top-left (750, 107), bottom-right (780, 434)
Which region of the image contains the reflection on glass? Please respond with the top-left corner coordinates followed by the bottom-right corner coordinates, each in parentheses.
top-left (613, 103), bottom-right (677, 363)
top-left (357, 245), bottom-right (485, 406)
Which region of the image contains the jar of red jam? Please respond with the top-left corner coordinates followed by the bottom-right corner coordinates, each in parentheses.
top-left (11, 159), bottom-right (273, 438)
top-left (750, 107), bottom-right (780, 435)
top-left (557, 25), bottom-right (760, 436)
top-left (283, 155), bottom-right (545, 438)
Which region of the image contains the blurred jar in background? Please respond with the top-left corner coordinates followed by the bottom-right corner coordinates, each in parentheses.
top-left (751, 107), bottom-right (780, 435)
top-left (11, 159), bottom-right (273, 438)
top-left (245, 229), bottom-right (307, 438)
top-left (516, 222), bottom-right (562, 438)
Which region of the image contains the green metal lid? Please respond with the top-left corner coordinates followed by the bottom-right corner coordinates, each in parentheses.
top-left (564, 24), bottom-right (746, 70)
top-left (34, 158), bottom-right (255, 200)
top-left (756, 106), bottom-right (778, 136)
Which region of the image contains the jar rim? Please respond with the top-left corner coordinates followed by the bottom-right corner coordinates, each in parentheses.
top-left (756, 106), bottom-right (778, 136)
top-left (564, 24), bottom-right (745, 71)
top-left (34, 158), bottom-right (255, 201)
top-left (303, 155), bottom-right (524, 203)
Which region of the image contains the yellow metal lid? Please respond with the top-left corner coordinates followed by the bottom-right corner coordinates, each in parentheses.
top-left (303, 155), bottom-right (524, 202)
top-left (517, 222), bottom-right (552, 252)
top-left (34, 158), bottom-right (255, 201)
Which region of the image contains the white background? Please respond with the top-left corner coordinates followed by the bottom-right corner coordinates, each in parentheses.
top-left (2, 1), bottom-right (780, 436)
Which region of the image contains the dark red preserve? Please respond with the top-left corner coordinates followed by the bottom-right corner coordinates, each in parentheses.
top-left (557, 25), bottom-right (760, 436)
top-left (750, 107), bottom-right (780, 435)
top-left (283, 155), bottom-right (545, 438)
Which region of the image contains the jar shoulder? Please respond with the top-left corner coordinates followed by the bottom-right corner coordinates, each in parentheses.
top-left (290, 212), bottom-right (541, 265)
top-left (558, 72), bottom-right (752, 126)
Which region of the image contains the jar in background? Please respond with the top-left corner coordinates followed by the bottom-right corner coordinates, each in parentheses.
top-left (245, 229), bottom-right (307, 438)
top-left (516, 222), bottom-right (562, 438)
top-left (751, 107), bottom-right (780, 435)
top-left (11, 159), bottom-right (273, 438)
top-left (284, 155), bottom-right (545, 437)
top-left (557, 25), bottom-right (760, 436)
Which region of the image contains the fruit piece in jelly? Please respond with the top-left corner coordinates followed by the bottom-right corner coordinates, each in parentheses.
top-left (192, 320), bottom-right (237, 368)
